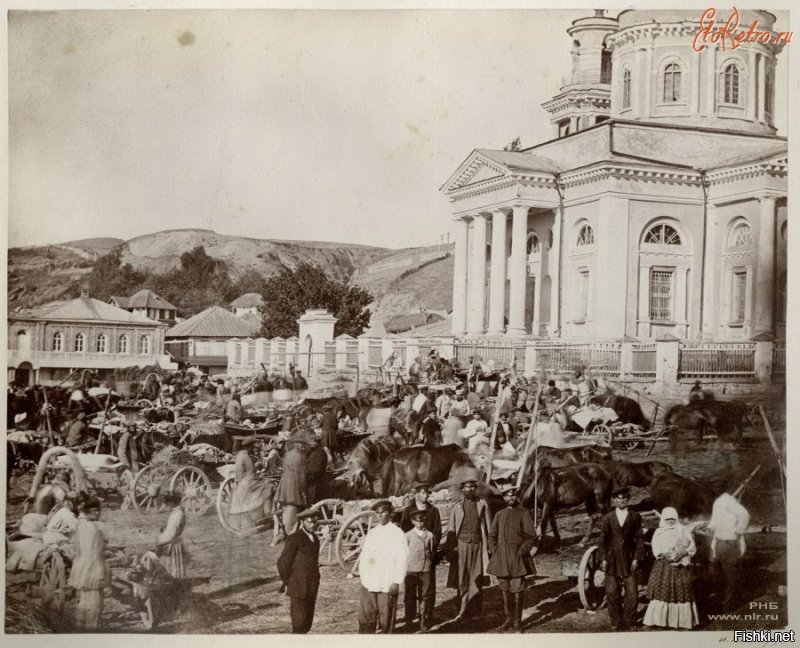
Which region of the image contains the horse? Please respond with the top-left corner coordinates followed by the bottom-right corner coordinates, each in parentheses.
top-left (520, 463), bottom-right (613, 546)
top-left (663, 403), bottom-right (710, 444)
top-left (340, 435), bottom-right (402, 496)
top-left (686, 399), bottom-right (751, 444)
top-left (524, 444), bottom-right (614, 480)
top-left (379, 445), bottom-right (475, 496)
top-left (602, 460), bottom-right (673, 488)
top-left (647, 472), bottom-right (713, 521)
top-left (590, 394), bottom-right (650, 429)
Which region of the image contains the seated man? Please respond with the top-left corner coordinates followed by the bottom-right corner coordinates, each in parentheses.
top-left (462, 411), bottom-right (490, 454)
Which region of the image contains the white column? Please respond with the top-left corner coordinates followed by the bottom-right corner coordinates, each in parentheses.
top-left (507, 205), bottom-right (529, 336)
top-left (487, 209), bottom-right (508, 335)
top-left (754, 196), bottom-right (776, 334)
top-left (548, 208), bottom-right (562, 338)
top-left (467, 214), bottom-right (488, 335)
top-left (451, 218), bottom-right (469, 336)
top-left (747, 50), bottom-right (758, 120)
top-left (702, 204), bottom-right (719, 340)
top-left (532, 254), bottom-right (544, 335)
top-left (569, 116), bottom-right (579, 133)
top-left (757, 54), bottom-right (767, 122)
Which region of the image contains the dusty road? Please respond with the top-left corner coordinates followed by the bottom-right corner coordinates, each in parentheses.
top-left (5, 429), bottom-right (788, 634)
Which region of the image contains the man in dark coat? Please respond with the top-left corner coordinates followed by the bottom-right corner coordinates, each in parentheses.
top-left (277, 508), bottom-right (321, 634)
top-left (400, 482), bottom-right (442, 625)
top-left (305, 436), bottom-right (328, 504)
top-left (598, 487), bottom-right (645, 630)
top-left (320, 405), bottom-right (339, 460)
top-left (275, 432), bottom-right (310, 538)
top-left (487, 485), bottom-right (538, 631)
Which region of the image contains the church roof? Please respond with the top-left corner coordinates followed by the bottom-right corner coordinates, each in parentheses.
top-left (475, 149), bottom-right (562, 174)
top-left (166, 305), bottom-right (260, 338)
top-left (28, 297), bottom-right (161, 325)
top-left (231, 292), bottom-right (265, 308)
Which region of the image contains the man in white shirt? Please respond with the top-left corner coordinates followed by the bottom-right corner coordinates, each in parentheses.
top-left (448, 390), bottom-right (471, 418)
top-left (463, 411), bottom-right (490, 453)
top-left (435, 389), bottom-right (454, 421)
top-left (358, 500), bottom-right (409, 634)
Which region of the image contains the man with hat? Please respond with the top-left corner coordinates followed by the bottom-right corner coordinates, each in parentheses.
top-left (448, 389), bottom-right (471, 418)
top-left (358, 500), bottom-right (409, 634)
top-left (404, 508), bottom-right (436, 631)
top-left (277, 507), bottom-right (321, 633)
top-left (400, 482), bottom-right (442, 626)
top-left (487, 484), bottom-right (538, 631)
top-left (275, 430), bottom-right (312, 539)
top-left (445, 467), bottom-right (492, 621)
top-left (598, 486), bottom-right (645, 631)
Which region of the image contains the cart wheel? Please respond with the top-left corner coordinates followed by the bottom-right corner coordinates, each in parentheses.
top-left (312, 499), bottom-right (345, 566)
top-left (132, 465), bottom-right (167, 513)
top-left (136, 399), bottom-right (155, 409)
top-left (335, 510), bottom-right (379, 573)
top-left (140, 595), bottom-right (158, 630)
top-left (577, 545), bottom-right (606, 611)
top-left (39, 552), bottom-right (67, 613)
top-left (216, 476), bottom-right (267, 537)
top-left (169, 466), bottom-right (213, 517)
top-left (593, 424), bottom-right (613, 447)
top-left (623, 439), bottom-right (642, 451)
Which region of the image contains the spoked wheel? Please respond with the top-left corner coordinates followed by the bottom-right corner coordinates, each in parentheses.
top-left (623, 438), bottom-right (642, 451)
top-left (136, 399), bottom-right (155, 409)
top-left (578, 545), bottom-right (606, 611)
top-left (131, 465), bottom-right (169, 513)
top-left (39, 552), bottom-right (67, 613)
top-left (335, 510), bottom-right (379, 574)
top-left (215, 476), bottom-right (269, 537)
top-left (592, 424), bottom-right (613, 447)
top-left (311, 499), bottom-right (345, 566)
top-left (169, 466), bottom-right (213, 517)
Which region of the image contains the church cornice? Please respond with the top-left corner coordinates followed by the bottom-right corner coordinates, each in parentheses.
top-left (542, 91), bottom-right (611, 115)
top-left (706, 155), bottom-right (788, 185)
top-left (447, 173), bottom-right (557, 203)
top-left (559, 163), bottom-right (703, 189)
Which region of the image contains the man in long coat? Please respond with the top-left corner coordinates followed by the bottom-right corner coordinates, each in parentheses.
top-left (277, 508), bottom-right (321, 634)
top-left (598, 487), bottom-right (645, 630)
top-left (487, 485), bottom-right (538, 631)
top-left (275, 433), bottom-right (310, 538)
top-left (305, 435), bottom-right (328, 504)
top-left (445, 468), bottom-right (492, 621)
top-left (320, 405), bottom-right (339, 460)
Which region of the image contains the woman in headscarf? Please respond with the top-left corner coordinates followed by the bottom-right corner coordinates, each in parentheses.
top-left (68, 495), bottom-right (110, 630)
top-left (643, 507), bottom-right (699, 629)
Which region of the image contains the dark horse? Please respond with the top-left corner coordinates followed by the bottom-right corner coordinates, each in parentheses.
top-left (520, 463), bottom-right (613, 546)
top-left (664, 399), bottom-right (750, 445)
top-left (590, 394), bottom-right (650, 429)
top-left (379, 445), bottom-right (475, 496)
top-left (340, 435), bottom-right (402, 496)
top-left (648, 472), bottom-right (713, 520)
top-left (603, 460), bottom-right (673, 488)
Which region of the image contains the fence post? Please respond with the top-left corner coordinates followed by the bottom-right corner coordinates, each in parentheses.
top-left (753, 340), bottom-right (773, 382)
top-left (524, 341), bottom-right (538, 378)
top-left (335, 335), bottom-right (351, 372)
top-left (655, 336), bottom-right (680, 387)
top-left (619, 342), bottom-right (633, 380)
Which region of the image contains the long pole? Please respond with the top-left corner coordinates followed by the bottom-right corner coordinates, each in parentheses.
top-left (484, 393), bottom-right (502, 484)
top-left (42, 389), bottom-right (55, 447)
top-left (759, 405), bottom-right (786, 509)
top-left (517, 386), bottom-right (543, 489)
top-left (94, 390), bottom-right (113, 454)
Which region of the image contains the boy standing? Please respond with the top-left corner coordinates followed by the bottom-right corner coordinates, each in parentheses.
top-left (404, 509), bottom-right (436, 632)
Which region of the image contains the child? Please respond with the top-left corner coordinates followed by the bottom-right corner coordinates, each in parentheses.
top-left (68, 495), bottom-right (110, 631)
top-left (404, 509), bottom-right (435, 632)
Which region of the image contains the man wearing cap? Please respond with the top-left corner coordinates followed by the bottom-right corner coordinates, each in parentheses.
top-left (400, 483), bottom-right (442, 625)
top-left (487, 485), bottom-right (538, 631)
top-left (404, 509), bottom-right (436, 631)
top-left (277, 508), bottom-right (321, 634)
top-left (275, 432), bottom-right (311, 538)
top-left (358, 500), bottom-right (409, 634)
top-left (446, 468), bottom-right (492, 621)
top-left (598, 486), bottom-right (645, 631)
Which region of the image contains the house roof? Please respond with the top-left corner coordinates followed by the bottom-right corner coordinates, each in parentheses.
top-left (126, 289), bottom-right (177, 311)
top-left (109, 296), bottom-right (130, 309)
top-left (231, 293), bottom-right (265, 308)
top-left (166, 305), bottom-right (260, 338)
top-left (28, 297), bottom-right (161, 325)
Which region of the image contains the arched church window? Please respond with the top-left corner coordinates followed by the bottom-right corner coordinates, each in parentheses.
top-left (622, 68), bottom-right (632, 109)
top-left (727, 221), bottom-right (753, 248)
top-left (662, 63), bottom-right (681, 102)
top-left (527, 232), bottom-right (541, 254)
top-left (644, 223), bottom-right (681, 245)
top-left (723, 63), bottom-right (740, 104)
top-left (576, 224), bottom-right (594, 246)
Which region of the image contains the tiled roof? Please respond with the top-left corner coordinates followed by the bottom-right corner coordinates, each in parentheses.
top-left (126, 289), bottom-right (177, 310)
top-left (230, 293), bottom-right (265, 308)
top-left (29, 297), bottom-right (161, 325)
top-left (166, 305), bottom-right (260, 338)
top-left (109, 296), bottom-right (130, 309)
top-left (476, 149), bottom-right (562, 174)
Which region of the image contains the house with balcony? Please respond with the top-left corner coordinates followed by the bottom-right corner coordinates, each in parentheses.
top-left (7, 292), bottom-right (174, 386)
top-left (109, 289), bottom-right (177, 325)
top-left (165, 305), bottom-right (261, 375)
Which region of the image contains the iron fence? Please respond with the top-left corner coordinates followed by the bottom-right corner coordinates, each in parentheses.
top-left (678, 343), bottom-right (756, 378)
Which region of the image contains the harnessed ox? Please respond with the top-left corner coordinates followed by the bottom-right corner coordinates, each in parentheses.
top-left (379, 445), bottom-right (475, 496)
top-left (520, 463), bottom-right (613, 546)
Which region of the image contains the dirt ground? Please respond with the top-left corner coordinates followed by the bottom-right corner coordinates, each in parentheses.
top-left (4, 426), bottom-right (788, 634)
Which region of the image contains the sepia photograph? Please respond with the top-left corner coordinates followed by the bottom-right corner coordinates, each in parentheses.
top-left (3, 0), bottom-right (794, 639)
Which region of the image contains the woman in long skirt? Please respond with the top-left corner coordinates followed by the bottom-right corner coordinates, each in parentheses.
top-left (68, 495), bottom-right (110, 631)
top-left (643, 506), bottom-right (699, 629)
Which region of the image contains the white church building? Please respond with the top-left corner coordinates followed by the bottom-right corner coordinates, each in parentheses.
top-left (441, 9), bottom-right (788, 343)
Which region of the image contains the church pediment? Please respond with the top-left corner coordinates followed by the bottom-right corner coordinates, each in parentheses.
top-left (440, 151), bottom-right (507, 193)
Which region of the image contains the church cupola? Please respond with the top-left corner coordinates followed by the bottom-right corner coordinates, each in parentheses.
top-left (542, 9), bottom-right (619, 138)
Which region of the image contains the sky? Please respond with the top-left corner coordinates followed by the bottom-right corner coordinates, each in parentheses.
top-left (6, 5), bottom-right (791, 250)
